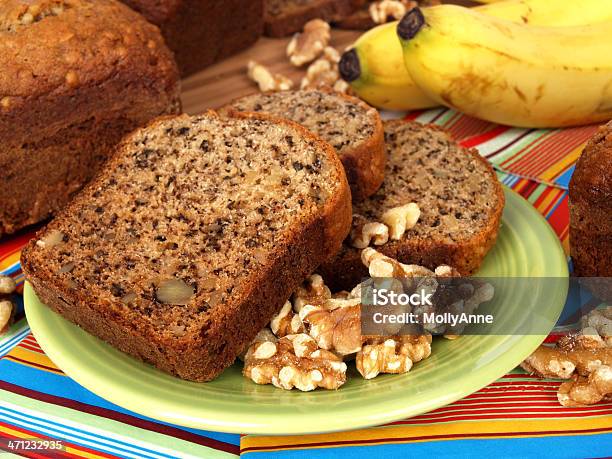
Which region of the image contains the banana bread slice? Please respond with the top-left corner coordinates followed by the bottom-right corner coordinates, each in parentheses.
top-left (265, 0), bottom-right (364, 37)
top-left (319, 120), bottom-right (504, 291)
top-left (222, 89), bottom-right (386, 201)
top-left (21, 112), bottom-right (352, 382)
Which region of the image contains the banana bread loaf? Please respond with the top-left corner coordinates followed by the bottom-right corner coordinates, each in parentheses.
top-left (319, 120), bottom-right (504, 291)
top-left (222, 89), bottom-right (386, 201)
top-left (569, 121), bottom-right (612, 282)
top-left (21, 112), bottom-right (352, 382)
top-left (265, 0), bottom-right (364, 37)
top-left (0, 0), bottom-right (180, 237)
top-left (120, 0), bottom-right (264, 76)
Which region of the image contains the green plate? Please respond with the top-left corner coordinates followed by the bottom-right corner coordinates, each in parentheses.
top-left (25, 187), bottom-right (568, 435)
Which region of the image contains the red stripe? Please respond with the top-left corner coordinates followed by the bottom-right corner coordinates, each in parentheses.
top-left (16, 342), bottom-right (46, 355)
top-left (3, 356), bottom-right (64, 375)
top-left (240, 426), bottom-right (612, 454)
top-left (517, 128), bottom-right (594, 177)
top-left (460, 126), bottom-right (509, 149)
top-left (406, 403), bottom-right (612, 419)
top-left (0, 229), bottom-right (37, 261)
top-left (393, 410), bottom-right (612, 425)
top-left (545, 194), bottom-right (570, 240)
top-left (0, 381), bottom-right (240, 455)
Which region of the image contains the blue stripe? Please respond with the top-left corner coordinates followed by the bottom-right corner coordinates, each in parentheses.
top-left (0, 359), bottom-right (240, 447)
top-left (0, 262), bottom-right (21, 277)
top-left (0, 326), bottom-right (29, 357)
top-left (242, 433), bottom-right (612, 459)
top-left (554, 166), bottom-right (574, 190)
top-left (0, 405), bottom-right (173, 459)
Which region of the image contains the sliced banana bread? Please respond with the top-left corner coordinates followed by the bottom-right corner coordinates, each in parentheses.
top-left (319, 120), bottom-right (504, 291)
top-left (21, 112), bottom-right (352, 382)
top-left (222, 89), bottom-right (386, 201)
top-left (265, 0), bottom-right (364, 37)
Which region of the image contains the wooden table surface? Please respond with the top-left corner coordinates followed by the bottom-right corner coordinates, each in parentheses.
top-left (180, 30), bottom-right (361, 114)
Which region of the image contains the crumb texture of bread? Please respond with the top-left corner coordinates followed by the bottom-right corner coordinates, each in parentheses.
top-left (0, 0), bottom-right (180, 237)
top-left (569, 120), bottom-right (612, 277)
top-left (224, 89), bottom-right (386, 201)
top-left (119, 0), bottom-right (264, 76)
top-left (264, 0), bottom-right (363, 37)
top-left (21, 112), bottom-right (352, 382)
top-left (320, 120), bottom-right (504, 291)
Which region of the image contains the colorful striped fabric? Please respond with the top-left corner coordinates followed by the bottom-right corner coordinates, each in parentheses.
top-left (405, 108), bottom-right (598, 190)
top-left (1, 108), bottom-right (610, 459)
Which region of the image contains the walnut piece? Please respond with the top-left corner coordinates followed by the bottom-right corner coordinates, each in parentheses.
top-left (581, 307), bottom-right (612, 348)
top-left (381, 203), bottom-right (420, 240)
top-left (369, 1), bottom-right (415, 24)
top-left (286, 19), bottom-right (330, 67)
top-left (241, 327), bottom-right (277, 361)
top-left (0, 275), bottom-right (16, 335)
top-left (292, 274), bottom-right (331, 312)
top-left (522, 308), bottom-right (612, 407)
top-left (299, 302), bottom-right (362, 356)
top-left (361, 248), bottom-right (436, 278)
top-left (558, 366), bottom-right (612, 407)
top-left (247, 60), bottom-right (294, 92)
top-left (356, 335), bottom-right (432, 379)
top-left (0, 275), bottom-right (16, 295)
top-left (243, 334), bottom-right (347, 391)
top-left (270, 300), bottom-right (304, 337)
top-left (351, 218), bottom-right (389, 249)
top-left (0, 300), bottom-right (14, 335)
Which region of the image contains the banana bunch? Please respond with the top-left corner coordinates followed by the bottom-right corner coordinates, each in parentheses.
top-left (397, 5), bottom-right (612, 127)
top-left (340, 0), bottom-right (612, 119)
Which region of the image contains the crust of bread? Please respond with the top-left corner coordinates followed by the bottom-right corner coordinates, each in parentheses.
top-left (0, 0), bottom-right (180, 237)
top-left (264, 0), bottom-right (363, 37)
top-left (222, 88), bottom-right (386, 202)
top-left (21, 111), bottom-right (352, 382)
top-left (569, 120), bottom-right (612, 278)
top-left (120, 0), bottom-right (264, 76)
top-left (337, 92), bottom-right (386, 201)
top-left (319, 120), bottom-right (505, 292)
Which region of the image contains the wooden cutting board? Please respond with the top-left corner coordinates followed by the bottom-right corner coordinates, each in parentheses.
top-left (179, 1), bottom-right (476, 114)
top-left (180, 30), bottom-right (360, 114)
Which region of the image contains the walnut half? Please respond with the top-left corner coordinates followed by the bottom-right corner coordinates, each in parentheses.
top-left (356, 335), bottom-right (432, 379)
top-left (243, 334), bottom-right (347, 391)
top-left (286, 19), bottom-right (331, 67)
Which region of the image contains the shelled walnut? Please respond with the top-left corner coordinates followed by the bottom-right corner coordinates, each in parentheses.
top-left (270, 301), bottom-right (304, 337)
top-left (522, 306), bottom-right (612, 407)
top-left (299, 300), bottom-right (362, 356)
top-left (292, 274), bottom-right (332, 312)
top-left (247, 60), bottom-right (293, 92)
top-left (356, 335), bottom-right (431, 379)
top-left (286, 19), bottom-right (330, 67)
top-left (350, 216), bottom-right (389, 249)
top-left (243, 333), bottom-right (347, 391)
top-left (0, 275), bottom-right (16, 334)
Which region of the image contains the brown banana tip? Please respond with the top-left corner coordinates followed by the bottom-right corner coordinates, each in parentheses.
top-left (339, 49), bottom-right (361, 83)
top-left (397, 7), bottom-right (425, 41)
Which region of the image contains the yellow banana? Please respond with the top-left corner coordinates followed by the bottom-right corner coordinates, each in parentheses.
top-left (339, 0), bottom-right (612, 111)
top-left (397, 6), bottom-right (612, 127)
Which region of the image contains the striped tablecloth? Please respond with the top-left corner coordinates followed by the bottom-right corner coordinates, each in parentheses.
top-left (1, 108), bottom-right (611, 459)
